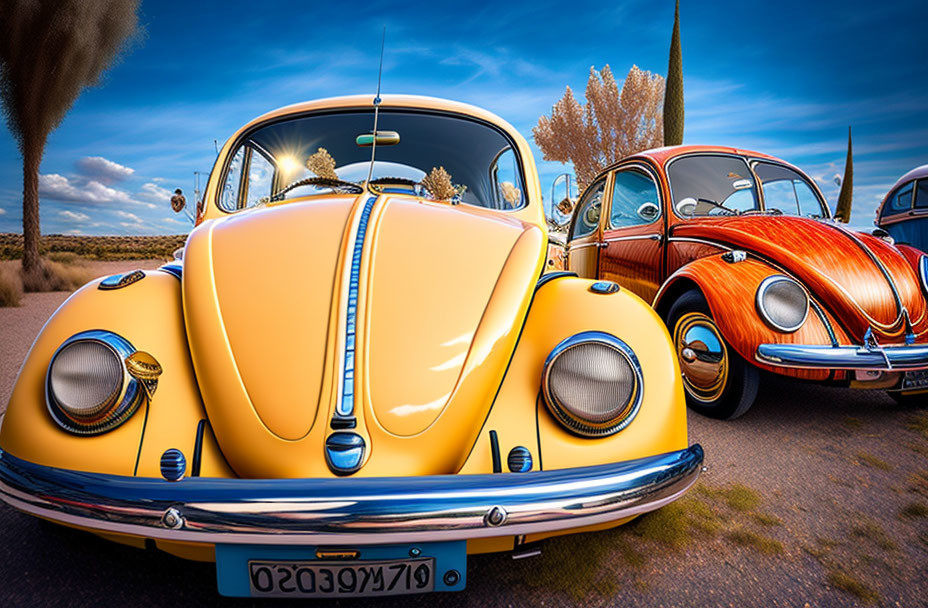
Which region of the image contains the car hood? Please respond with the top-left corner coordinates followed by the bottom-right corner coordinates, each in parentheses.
top-left (182, 193), bottom-right (545, 477)
top-left (672, 215), bottom-right (928, 343)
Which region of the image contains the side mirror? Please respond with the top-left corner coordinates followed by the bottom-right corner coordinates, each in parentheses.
top-left (547, 173), bottom-right (576, 231)
top-left (170, 189), bottom-right (186, 213)
top-left (675, 197), bottom-right (697, 217)
top-left (637, 201), bottom-right (660, 222)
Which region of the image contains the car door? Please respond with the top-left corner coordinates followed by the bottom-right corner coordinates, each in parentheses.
top-left (598, 164), bottom-right (665, 303)
top-left (566, 176), bottom-right (607, 278)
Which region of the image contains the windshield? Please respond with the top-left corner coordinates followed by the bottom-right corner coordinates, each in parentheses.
top-left (218, 109), bottom-right (525, 212)
top-left (667, 155), bottom-right (760, 217)
top-left (752, 161), bottom-right (827, 218)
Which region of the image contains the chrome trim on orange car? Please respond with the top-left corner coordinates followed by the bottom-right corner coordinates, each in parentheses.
top-left (756, 343), bottom-right (928, 370)
top-left (0, 445), bottom-right (704, 546)
top-left (755, 275), bottom-right (810, 333)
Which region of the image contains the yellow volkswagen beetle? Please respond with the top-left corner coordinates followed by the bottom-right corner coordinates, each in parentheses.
top-left (0, 95), bottom-right (702, 599)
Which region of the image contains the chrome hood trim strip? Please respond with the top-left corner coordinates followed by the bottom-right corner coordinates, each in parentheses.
top-left (333, 194), bottom-right (380, 425)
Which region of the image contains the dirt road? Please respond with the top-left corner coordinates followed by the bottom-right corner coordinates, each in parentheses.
top-left (1, 273), bottom-right (926, 607)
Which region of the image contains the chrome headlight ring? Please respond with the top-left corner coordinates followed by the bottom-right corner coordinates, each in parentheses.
top-left (45, 330), bottom-right (144, 435)
top-left (755, 275), bottom-right (809, 333)
top-left (541, 331), bottom-right (643, 437)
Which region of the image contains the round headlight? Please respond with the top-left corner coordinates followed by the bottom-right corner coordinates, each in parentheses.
top-left (46, 331), bottom-right (141, 435)
top-left (755, 275), bottom-right (809, 333)
top-left (541, 332), bottom-right (642, 437)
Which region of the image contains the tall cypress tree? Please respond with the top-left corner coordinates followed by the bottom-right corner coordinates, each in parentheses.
top-left (663, 0), bottom-right (684, 146)
top-left (835, 127), bottom-right (853, 223)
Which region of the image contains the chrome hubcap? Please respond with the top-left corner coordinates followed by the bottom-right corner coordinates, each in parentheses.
top-left (674, 312), bottom-right (728, 403)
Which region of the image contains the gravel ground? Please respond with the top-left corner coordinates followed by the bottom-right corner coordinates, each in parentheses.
top-left (1, 275), bottom-right (926, 607)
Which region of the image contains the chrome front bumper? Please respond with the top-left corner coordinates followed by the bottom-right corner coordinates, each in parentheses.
top-left (756, 343), bottom-right (928, 370)
top-left (0, 445), bottom-right (703, 546)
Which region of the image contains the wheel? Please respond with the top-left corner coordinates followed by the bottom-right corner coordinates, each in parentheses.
top-left (887, 390), bottom-right (927, 407)
top-left (666, 289), bottom-right (760, 420)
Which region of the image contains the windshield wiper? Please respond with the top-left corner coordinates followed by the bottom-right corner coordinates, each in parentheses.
top-left (271, 176), bottom-right (363, 201)
top-left (697, 197), bottom-right (739, 216)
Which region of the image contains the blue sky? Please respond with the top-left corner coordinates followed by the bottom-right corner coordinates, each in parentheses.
top-left (1, 0), bottom-right (926, 235)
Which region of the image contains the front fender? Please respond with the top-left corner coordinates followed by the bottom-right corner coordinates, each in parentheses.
top-left (0, 269), bottom-right (232, 479)
top-left (654, 255), bottom-right (850, 380)
top-left (459, 275), bottom-right (688, 477)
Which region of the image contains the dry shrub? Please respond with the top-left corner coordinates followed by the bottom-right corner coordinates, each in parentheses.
top-left (46, 251), bottom-right (86, 265)
top-left (0, 264), bottom-right (23, 307)
top-left (306, 148), bottom-right (338, 180)
top-left (422, 166), bottom-right (458, 200)
top-left (21, 259), bottom-right (93, 292)
top-left (534, 65), bottom-right (664, 188)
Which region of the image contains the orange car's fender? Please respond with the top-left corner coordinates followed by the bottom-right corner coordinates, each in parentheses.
top-left (894, 242), bottom-right (925, 273)
top-left (459, 275), bottom-right (688, 478)
top-left (653, 254), bottom-right (850, 381)
top-left (0, 270), bottom-right (233, 479)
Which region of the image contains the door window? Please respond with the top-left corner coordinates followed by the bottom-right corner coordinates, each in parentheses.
top-left (914, 180), bottom-right (928, 209)
top-left (570, 178), bottom-right (606, 240)
top-left (489, 148), bottom-right (523, 210)
top-left (245, 149), bottom-right (275, 207)
top-left (753, 162), bottom-right (827, 217)
top-left (220, 147), bottom-right (246, 211)
top-left (884, 182), bottom-right (914, 218)
top-left (610, 167), bottom-right (661, 228)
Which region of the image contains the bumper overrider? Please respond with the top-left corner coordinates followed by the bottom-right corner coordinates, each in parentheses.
top-left (756, 343), bottom-right (928, 370)
top-left (0, 445), bottom-right (703, 545)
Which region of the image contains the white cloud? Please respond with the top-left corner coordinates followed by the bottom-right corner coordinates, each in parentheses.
top-left (138, 182), bottom-right (173, 203)
top-left (41, 173), bottom-right (132, 204)
top-left (75, 156), bottom-right (134, 184)
top-left (59, 210), bottom-right (90, 222)
top-left (115, 210), bottom-right (143, 223)
top-left (38, 173), bottom-right (156, 209)
top-left (64, 229), bottom-right (84, 235)
top-left (0, 207), bottom-right (5, 215)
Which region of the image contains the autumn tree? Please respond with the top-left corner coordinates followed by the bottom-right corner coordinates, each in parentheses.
top-left (533, 65), bottom-right (664, 189)
top-left (663, 0), bottom-right (684, 146)
top-left (0, 0), bottom-right (141, 289)
top-left (834, 126), bottom-right (853, 223)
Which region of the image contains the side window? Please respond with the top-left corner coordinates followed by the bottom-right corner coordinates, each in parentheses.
top-left (489, 148), bottom-right (522, 210)
top-left (753, 161), bottom-right (826, 217)
top-left (570, 178), bottom-right (606, 240)
top-left (914, 180), bottom-right (928, 209)
top-left (220, 147), bottom-right (245, 211)
top-left (245, 150), bottom-right (275, 207)
top-left (610, 168), bottom-right (661, 228)
top-left (885, 182), bottom-right (914, 217)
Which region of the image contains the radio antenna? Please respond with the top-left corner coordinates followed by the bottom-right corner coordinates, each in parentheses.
top-left (366, 27), bottom-right (386, 186)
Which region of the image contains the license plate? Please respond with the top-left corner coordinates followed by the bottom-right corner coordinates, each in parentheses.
top-left (215, 542), bottom-right (466, 598)
top-left (902, 369), bottom-right (928, 390)
top-left (247, 557), bottom-right (434, 598)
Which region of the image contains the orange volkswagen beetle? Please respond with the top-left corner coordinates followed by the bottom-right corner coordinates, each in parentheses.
top-left (565, 145), bottom-right (928, 419)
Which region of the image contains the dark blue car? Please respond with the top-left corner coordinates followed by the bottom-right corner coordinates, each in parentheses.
top-left (877, 165), bottom-right (928, 250)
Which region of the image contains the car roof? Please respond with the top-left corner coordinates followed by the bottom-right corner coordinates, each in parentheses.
top-left (888, 164), bottom-right (928, 192)
top-left (631, 145), bottom-right (783, 166)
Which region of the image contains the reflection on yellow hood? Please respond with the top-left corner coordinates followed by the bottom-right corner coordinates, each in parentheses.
top-left (183, 192), bottom-right (545, 478)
